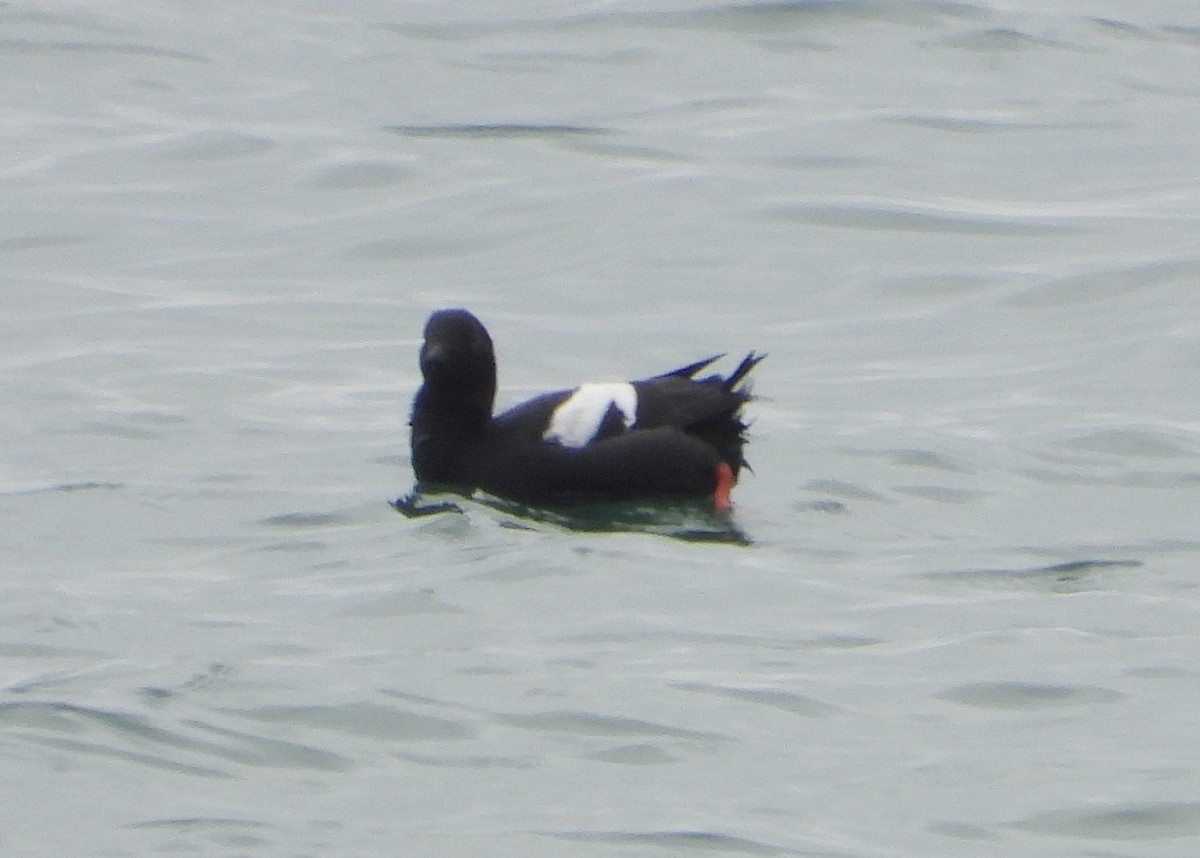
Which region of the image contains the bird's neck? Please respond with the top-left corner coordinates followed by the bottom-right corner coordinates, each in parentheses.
top-left (411, 380), bottom-right (493, 437)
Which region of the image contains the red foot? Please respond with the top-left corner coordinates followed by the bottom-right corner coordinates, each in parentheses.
top-left (713, 461), bottom-right (735, 512)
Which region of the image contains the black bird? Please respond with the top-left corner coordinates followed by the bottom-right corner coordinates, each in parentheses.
top-left (410, 308), bottom-right (762, 510)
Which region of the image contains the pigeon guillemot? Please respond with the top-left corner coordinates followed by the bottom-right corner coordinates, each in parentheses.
top-left (410, 308), bottom-right (762, 511)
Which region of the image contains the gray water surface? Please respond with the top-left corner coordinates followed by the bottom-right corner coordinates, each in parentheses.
top-left (3, 1), bottom-right (1199, 855)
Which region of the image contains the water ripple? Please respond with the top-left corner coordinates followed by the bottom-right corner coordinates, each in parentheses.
top-left (924, 558), bottom-right (1143, 591)
top-left (767, 201), bottom-right (1075, 236)
top-left (935, 27), bottom-right (1090, 52)
top-left (1, 701), bottom-right (235, 778)
top-left (673, 682), bottom-right (845, 718)
top-left (0, 38), bottom-right (207, 62)
top-left (495, 710), bottom-right (727, 742)
top-left (1008, 801), bottom-right (1200, 840)
top-left (145, 131), bottom-right (276, 162)
top-left (585, 743), bottom-right (678, 765)
top-left (540, 828), bottom-right (810, 856)
top-left (383, 0), bottom-right (983, 40)
top-left (384, 123), bottom-right (606, 140)
top-left (305, 159), bottom-right (413, 190)
top-left (126, 818), bottom-right (272, 851)
top-left (1006, 257), bottom-right (1200, 307)
top-left (219, 701), bottom-right (475, 742)
top-left (0, 700), bottom-right (352, 774)
top-left (936, 681), bottom-right (1124, 710)
top-left (1058, 427), bottom-right (1196, 459)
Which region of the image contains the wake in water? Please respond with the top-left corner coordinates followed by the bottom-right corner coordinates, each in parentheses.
top-left (393, 488), bottom-right (752, 545)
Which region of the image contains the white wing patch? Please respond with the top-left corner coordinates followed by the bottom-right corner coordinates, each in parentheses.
top-left (543, 382), bottom-right (637, 448)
